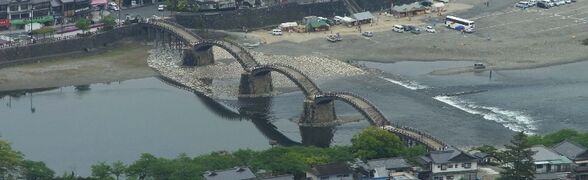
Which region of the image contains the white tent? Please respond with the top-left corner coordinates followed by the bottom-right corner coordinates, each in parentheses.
top-left (279, 22), bottom-right (298, 30)
top-left (432, 2), bottom-right (445, 8)
top-left (340, 17), bottom-right (356, 23)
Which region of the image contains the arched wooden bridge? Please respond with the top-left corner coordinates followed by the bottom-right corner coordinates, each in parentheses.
top-left (139, 19), bottom-right (448, 150)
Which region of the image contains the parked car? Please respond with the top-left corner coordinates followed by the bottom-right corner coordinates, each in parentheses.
top-left (326, 33), bottom-right (342, 42)
top-left (158, 4), bottom-right (166, 11)
top-left (362, 31), bottom-right (374, 37)
top-left (393, 25), bottom-right (404, 33)
top-left (403, 25), bottom-right (415, 32)
top-left (109, 5), bottom-right (119, 11)
top-left (565, 0), bottom-right (572, 3)
top-left (554, 0), bottom-right (566, 5)
top-left (271, 29), bottom-right (282, 36)
top-left (537, 1), bottom-right (551, 8)
top-left (411, 28), bottom-right (422, 34)
top-left (529, 0), bottom-right (538, 6)
top-left (515, 1), bottom-right (531, 8)
top-left (425, 26), bottom-right (436, 33)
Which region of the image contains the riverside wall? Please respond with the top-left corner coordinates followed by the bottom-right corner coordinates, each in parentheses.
top-left (175, 1), bottom-right (349, 31)
top-left (0, 25), bottom-right (141, 66)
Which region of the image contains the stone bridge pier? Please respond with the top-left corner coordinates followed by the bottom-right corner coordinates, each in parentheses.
top-left (301, 99), bottom-right (336, 125)
top-left (238, 71), bottom-right (273, 95)
top-left (182, 47), bottom-right (214, 66)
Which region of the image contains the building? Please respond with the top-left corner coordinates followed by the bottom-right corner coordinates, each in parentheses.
top-left (51, 0), bottom-right (92, 22)
top-left (0, 0), bottom-right (53, 28)
top-left (258, 174), bottom-right (295, 180)
top-left (350, 11), bottom-right (373, 24)
top-left (203, 167), bottom-right (257, 180)
top-left (531, 145), bottom-right (573, 180)
top-left (306, 162), bottom-right (354, 180)
top-left (391, 2), bottom-right (427, 17)
top-left (365, 157), bottom-right (413, 178)
top-left (552, 140), bottom-right (588, 180)
top-left (418, 147), bottom-right (479, 180)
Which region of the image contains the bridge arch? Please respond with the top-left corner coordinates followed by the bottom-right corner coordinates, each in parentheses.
top-left (192, 39), bottom-right (259, 69)
top-left (314, 92), bottom-right (389, 126)
top-left (249, 64), bottom-right (322, 97)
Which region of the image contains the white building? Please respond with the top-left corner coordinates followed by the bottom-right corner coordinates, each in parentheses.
top-left (419, 147), bottom-right (479, 180)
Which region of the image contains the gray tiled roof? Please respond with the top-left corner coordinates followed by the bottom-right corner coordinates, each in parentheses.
top-left (308, 162), bottom-right (353, 176)
top-left (425, 147), bottom-right (477, 164)
top-left (532, 145), bottom-right (564, 161)
top-left (553, 140), bottom-right (588, 161)
top-left (259, 174), bottom-right (294, 180)
top-left (351, 11), bottom-right (374, 21)
top-left (367, 157), bottom-right (412, 170)
top-left (203, 167), bottom-right (256, 180)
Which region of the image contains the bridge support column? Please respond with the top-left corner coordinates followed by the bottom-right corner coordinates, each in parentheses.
top-left (239, 72), bottom-right (273, 95)
top-left (182, 47), bottom-right (214, 66)
top-left (301, 99), bottom-right (336, 125)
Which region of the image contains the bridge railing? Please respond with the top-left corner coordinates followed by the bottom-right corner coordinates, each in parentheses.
top-left (252, 63), bottom-right (322, 95)
top-left (386, 121), bottom-right (449, 150)
top-left (148, 19), bottom-right (203, 40)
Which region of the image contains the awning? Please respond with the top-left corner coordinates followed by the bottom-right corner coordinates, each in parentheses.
top-left (10, 16), bottom-right (54, 25)
top-left (92, 0), bottom-right (107, 5)
top-left (534, 161), bottom-right (550, 165)
top-left (351, 11), bottom-right (375, 21)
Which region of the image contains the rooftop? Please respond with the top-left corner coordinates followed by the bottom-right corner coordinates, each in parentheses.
top-left (366, 157), bottom-right (412, 170)
top-left (531, 145), bottom-right (573, 165)
top-left (553, 140), bottom-right (588, 161)
top-left (203, 167), bottom-right (256, 180)
top-left (423, 147), bottom-right (477, 164)
top-left (351, 11), bottom-right (374, 21)
top-left (307, 162), bottom-right (353, 176)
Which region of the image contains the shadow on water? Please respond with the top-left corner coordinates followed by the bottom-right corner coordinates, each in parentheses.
top-left (157, 77), bottom-right (334, 147)
top-left (0, 78), bottom-right (336, 147)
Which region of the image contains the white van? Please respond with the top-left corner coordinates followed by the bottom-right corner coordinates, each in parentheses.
top-left (393, 25), bottom-right (404, 33)
top-left (271, 29), bottom-right (283, 36)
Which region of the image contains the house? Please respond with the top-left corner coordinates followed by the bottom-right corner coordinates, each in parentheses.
top-left (350, 11), bottom-right (374, 24)
top-left (306, 162), bottom-right (354, 180)
top-left (365, 157), bottom-right (413, 178)
top-left (531, 145), bottom-right (573, 180)
top-left (418, 147), bottom-right (478, 180)
top-left (391, 2), bottom-right (427, 17)
top-left (0, 0), bottom-right (53, 29)
top-left (552, 140), bottom-right (588, 180)
top-left (203, 167), bottom-right (257, 180)
top-left (258, 174), bottom-right (295, 180)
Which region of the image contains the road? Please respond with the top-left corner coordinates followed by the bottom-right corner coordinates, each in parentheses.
top-left (116, 4), bottom-right (172, 20)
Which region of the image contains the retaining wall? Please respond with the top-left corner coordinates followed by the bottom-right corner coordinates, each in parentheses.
top-left (0, 25), bottom-right (141, 66)
top-left (175, 1), bottom-right (349, 30)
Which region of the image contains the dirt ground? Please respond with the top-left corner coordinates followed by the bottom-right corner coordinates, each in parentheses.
top-left (0, 42), bottom-right (157, 91)
top-left (245, 0), bottom-right (588, 74)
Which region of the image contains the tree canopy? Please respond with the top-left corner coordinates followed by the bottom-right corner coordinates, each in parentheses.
top-left (500, 131), bottom-right (535, 180)
top-left (75, 18), bottom-right (91, 33)
top-left (0, 139), bottom-right (54, 179)
top-left (528, 128), bottom-right (588, 147)
top-left (100, 15), bottom-right (117, 30)
top-left (351, 126), bottom-right (405, 160)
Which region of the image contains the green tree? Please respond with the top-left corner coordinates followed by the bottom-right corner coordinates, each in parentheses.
top-left (100, 15), bottom-right (117, 30)
top-left (21, 160), bottom-right (55, 180)
top-left (176, 0), bottom-right (189, 11)
top-left (110, 161), bottom-right (126, 180)
top-left (0, 139), bottom-right (24, 177)
top-left (126, 153), bottom-right (158, 180)
top-left (500, 131), bottom-right (535, 180)
top-left (75, 18), bottom-right (91, 33)
top-left (351, 126), bottom-right (405, 160)
top-left (91, 162), bottom-right (113, 180)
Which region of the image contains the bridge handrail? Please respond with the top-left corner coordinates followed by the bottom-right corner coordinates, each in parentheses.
top-left (211, 39), bottom-right (258, 68)
top-left (148, 19), bottom-right (203, 40)
top-left (252, 63), bottom-right (322, 95)
top-left (320, 91), bottom-right (388, 123)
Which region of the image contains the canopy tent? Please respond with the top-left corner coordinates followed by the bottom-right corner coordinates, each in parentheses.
top-left (306, 19), bottom-right (329, 32)
top-left (92, 0), bottom-right (107, 5)
top-left (279, 22), bottom-right (298, 29)
top-left (351, 11), bottom-right (375, 22)
top-left (340, 17), bottom-right (356, 23)
top-left (432, 2), bottom-right (445, 8)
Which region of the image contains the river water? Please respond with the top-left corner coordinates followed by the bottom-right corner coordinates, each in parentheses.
top-left (3, 59), bottom-right (588, 176)
top-left (0, 77), bottom-right (369, 176)
top-left (362, 60), bottom-right (588, 135)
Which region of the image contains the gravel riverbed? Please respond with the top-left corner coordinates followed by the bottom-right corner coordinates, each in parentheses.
top-left (147, 46), bottom-right (365, 98)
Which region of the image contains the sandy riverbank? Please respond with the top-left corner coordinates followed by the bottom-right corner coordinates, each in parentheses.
top-left (0, 42), bottom-right (157, 91)
top-left (240, 0), bottom-right (588, 74)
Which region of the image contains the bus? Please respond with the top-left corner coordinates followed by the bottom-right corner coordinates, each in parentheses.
top-left (445, 16), bottom-right (475, 32)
